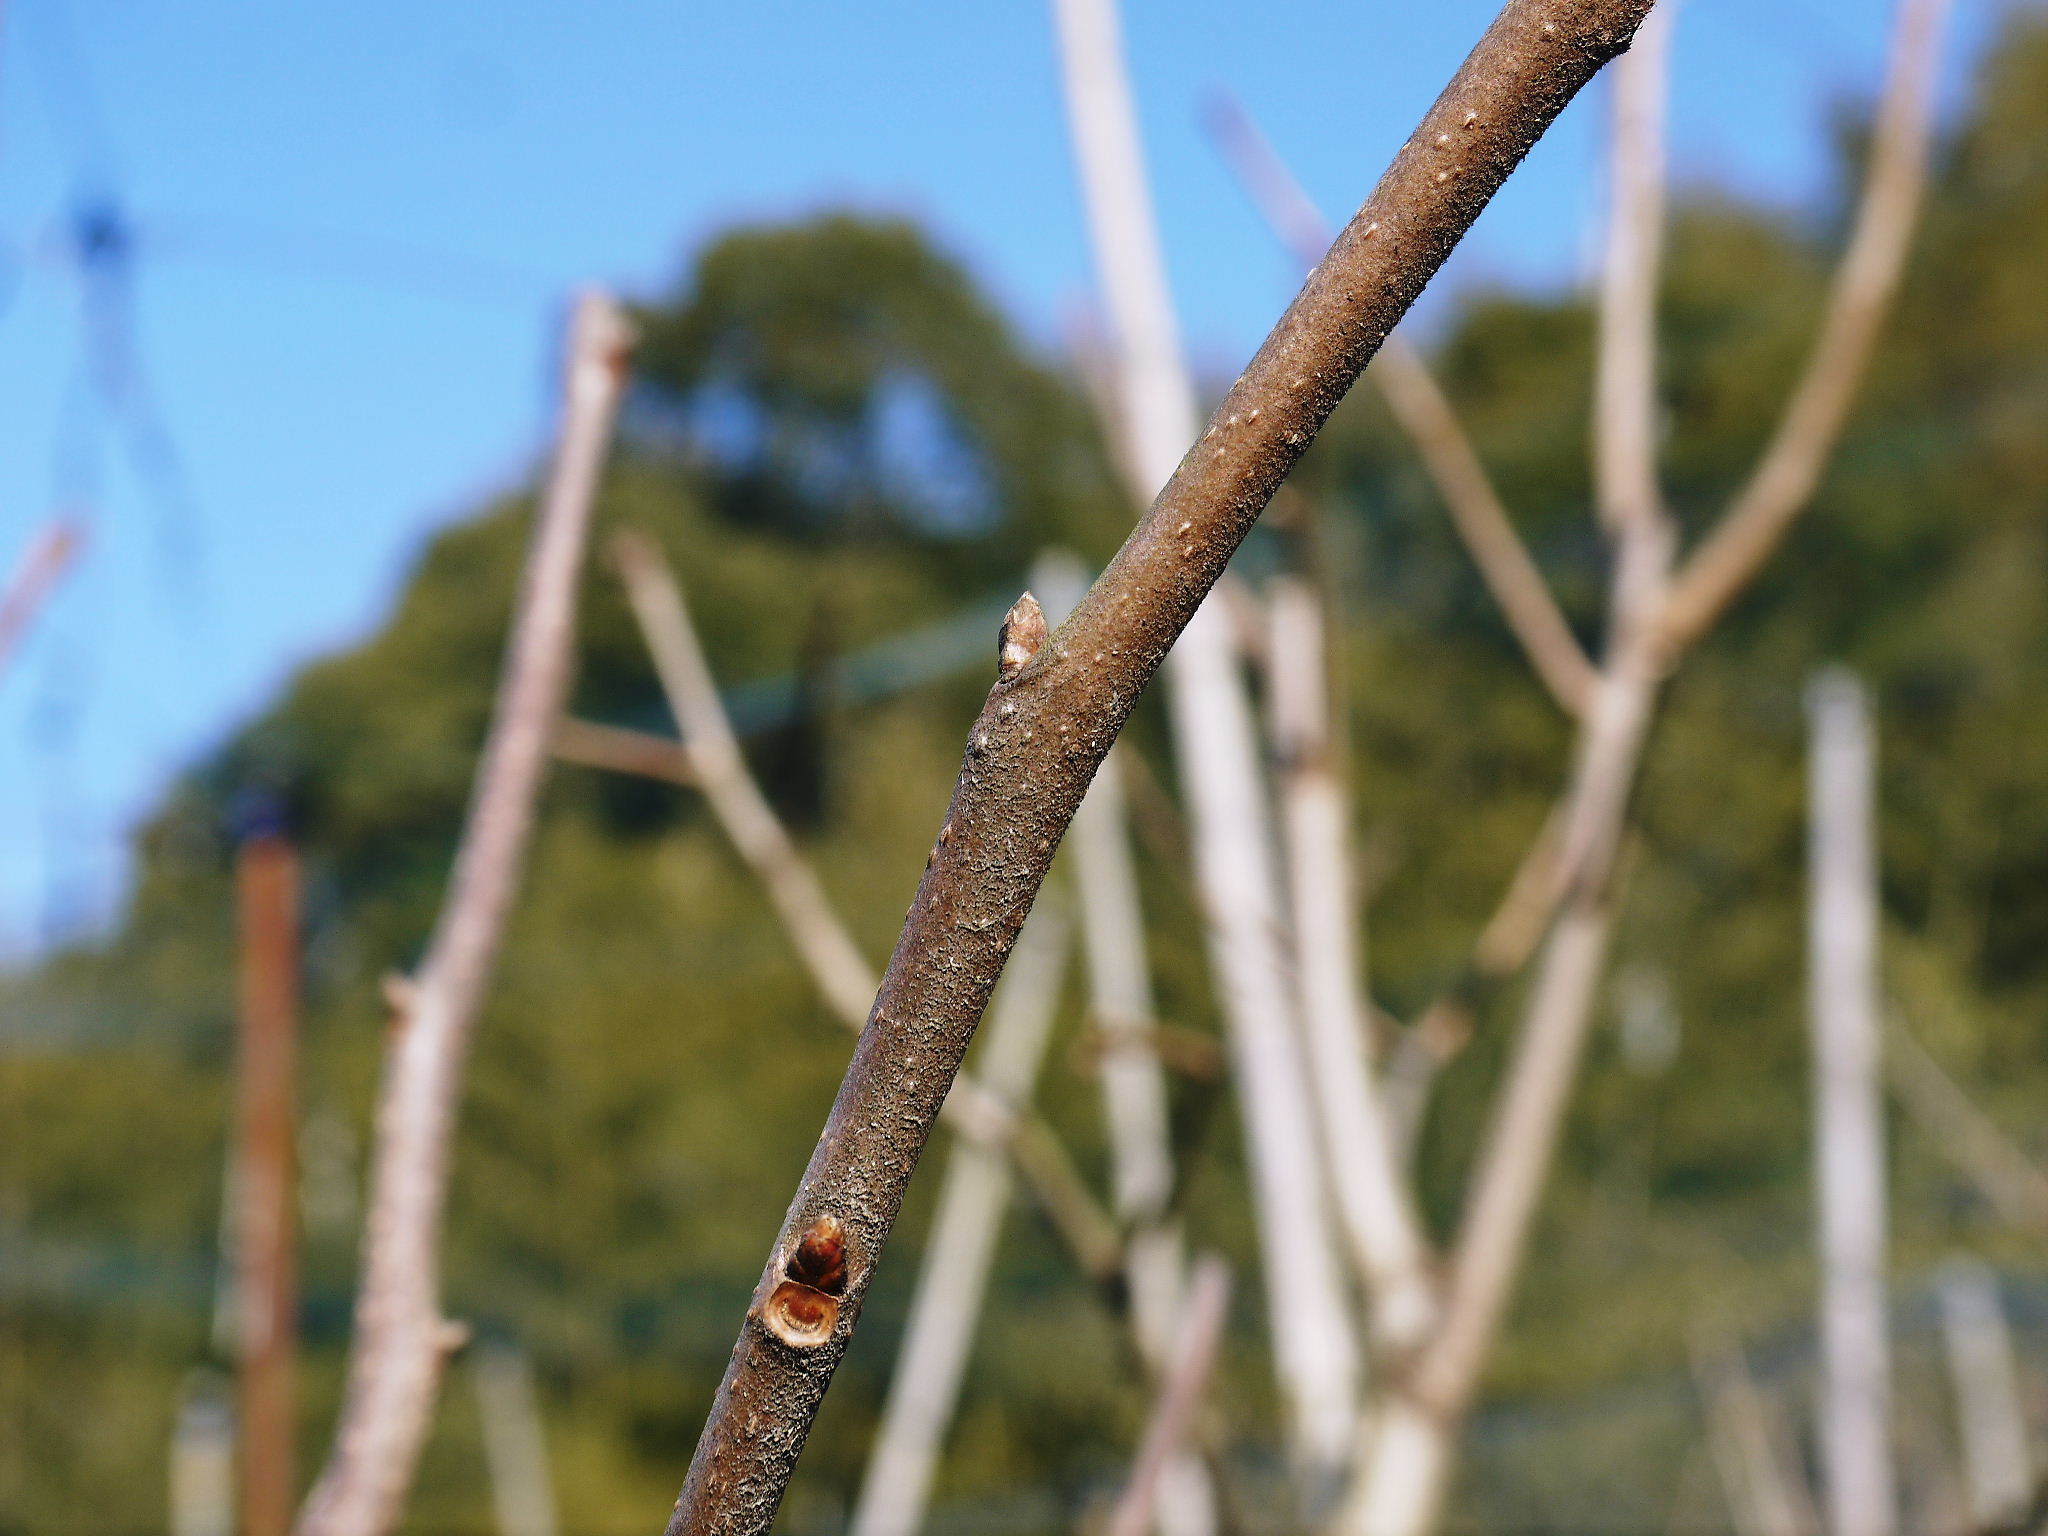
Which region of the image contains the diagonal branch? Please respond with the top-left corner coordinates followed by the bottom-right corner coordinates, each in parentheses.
top-left (297, 291), bottom-right (635, 1536)
top-left (1205, 91), bottom-right (1597, 718)
top-left (1885, 1015), bottom-right (2048, 1234)
top-left (1107, 1258), bottom-right (1235, 1536)
top-left (1659, 0), bottom-right (1951, 656)
top-left (0, 518), bottom-right (86, 683)
top-left (661, 4), bottom-right (1654, 1530)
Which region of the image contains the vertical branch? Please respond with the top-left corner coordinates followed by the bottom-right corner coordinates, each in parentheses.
top-left (1807, 669), bottom-right (1896, 1536)
top-left (1660, 0), bottom-right (1952, 654)
top-left (1107, 1258), bottom-right (1234, 1536)
top-left (1936, 1260), bottom-right (2032, 1532)
top-left (1883, 1019), bottom-right (2048, 1235)
top-left (1265, 574), bottom-right (1435, 1351)
top-left (1039, 552), bottom-right (1216, 1536)
top-left (1052, 0), bottom-right (1360, 1469)
top-left (171, 1376), bottom-right (235, 1536)
top-left (848, 903), bottom-right (1072, 1536)
top-left (236, 821), bottom-right (302, 1536)
top-left (296, 292), bottom-right (634, 1536)
top-left (661, 3), bottom-right (1655, 1526)
top-left (469, 1345), bottom-right (560, 1536)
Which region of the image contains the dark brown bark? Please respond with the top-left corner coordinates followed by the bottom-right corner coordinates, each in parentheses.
top-left (663, 5), bottom-right (1654, 1531)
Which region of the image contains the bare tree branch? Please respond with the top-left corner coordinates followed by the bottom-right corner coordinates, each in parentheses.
top-left (1886, 1017), bottom-right (2048, 1234)
top-left (661, 4), bottom-right (1653, 1529)
top-left (1107, 1258), bottom-right (1234, 1536)
top-left (0, 518), bottom-right (85, 683)
top-left (553, 716), bottom-right (697, 787)
top-left (1690, 1325), bottom-right (1817, 1536)
top-left (1340, 16), bottom-right (1676, 1528)
top-left (1266, 574), bottom-right (1436, 1352)
top-left (1054, 0), bottom-right (1359, 1466)
top-left (296, 291), bottom-right (635, 1536)
top-left (1205, 92), bottom-right (1597, 718)
top-left (1659, 0), bottom-right (1951, 656)
top-left (1806, 669), bottom-right (1896, 1536)
top-left (612, 530), bottom-right (879, 1028)
top-left (1039, 552), bottom-right (1216, 1536)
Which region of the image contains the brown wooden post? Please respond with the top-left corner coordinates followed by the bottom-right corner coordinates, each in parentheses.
top-left (236, 814), bottom-right (302, 1536)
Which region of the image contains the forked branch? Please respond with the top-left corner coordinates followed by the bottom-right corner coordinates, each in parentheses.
top-left (297, 292), bottom-right (635, 1536)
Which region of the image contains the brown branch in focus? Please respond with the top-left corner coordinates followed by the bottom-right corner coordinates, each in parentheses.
top-left (1204, 90), bottom-right (1597, 718)
top-left (661, 5), bottom-right (1653, 1531)
top-left (1659, 0), bottom-right (1951, 656)
top-left (295, 292), bottom-right (635, 1536)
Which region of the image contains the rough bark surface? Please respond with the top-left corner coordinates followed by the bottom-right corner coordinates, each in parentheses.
top-left (663, 5), bottom-right (1654, 1530)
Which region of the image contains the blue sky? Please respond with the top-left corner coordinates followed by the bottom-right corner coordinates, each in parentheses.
top-left (0, 0), bottom-right (2003, 958)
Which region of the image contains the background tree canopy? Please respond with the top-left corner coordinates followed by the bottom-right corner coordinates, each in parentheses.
top-left (8, 13), bottom-right (2048, 1532)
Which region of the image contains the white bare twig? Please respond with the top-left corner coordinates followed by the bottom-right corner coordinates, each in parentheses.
top-left (1266, 574), bottom-right (1436, 1352)
top-left (1204, 92), bottom-right (1596, 718)
top-left (1660, 0), bottom-right (1952, 655)
top-left (296, 291), bottom-right (634, 1536)
top-left (1052, 0), bottom-right (1360, 1473)
top-left (1807, 669), bottom-right (1896, 1536)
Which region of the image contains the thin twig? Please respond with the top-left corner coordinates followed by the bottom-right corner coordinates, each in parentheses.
top-left (662, 5), bottom-right (1652, 1530)
top-left (1204, 91), bottom-right (1596, 718)
top-left (1659, 0), bottom-right (1952, 656)
top-left (553, 716), bottom-right (697, 787)
top-left (296, 292), bottom-right (635, 1536)
top-left (1885, 1017), bottom-right (2048, 1234)
top-left (1107, 1258), bottom-right (1234, 1536)
top-left (0, 518), bottom-right (85, 683)
top-left (1055, 0), bottom-right (1359, 1468)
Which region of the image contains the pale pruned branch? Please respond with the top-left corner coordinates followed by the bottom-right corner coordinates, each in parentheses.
top-left (607, 531), bottom-right (1124, 1285)
top-left (1885, 1015), bottom-right (2048, 1234)
top-left (663, 3), bottom-right (1653, 1527)
top-left (1339, 21), bottom-right (1679, 1532)
top-left (1036, 552), bottom-right (1217, 1536)
top-left (1806, 669), bottom-right (1897, 1536)
top-left (1107, 1258), bottom-right (1234, 1536)
top-left (1053, 0), bottom-right (1360, 1470)
top-left (1936, 1259), bottom-right (2034, 1531)
top-left (1660, 0), bottom-right (1952, 656)
top-left (0, 517), bottom-right (85, 683)
top-left (469, 1344), bottom-right (560, 1536)
top-left (1266, 573), bottom-right (1436, 1353)
top-left (296, 291), bottom-right (635, 1536)
top-left (1204, 89), bottom-right (1597, 719)
top-left (1592, 0), bottom-right (1672, 538)
top-left (553, 716), bottom-right (697, 787)
top-left (611, 529), bottom-right (879, 1028)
